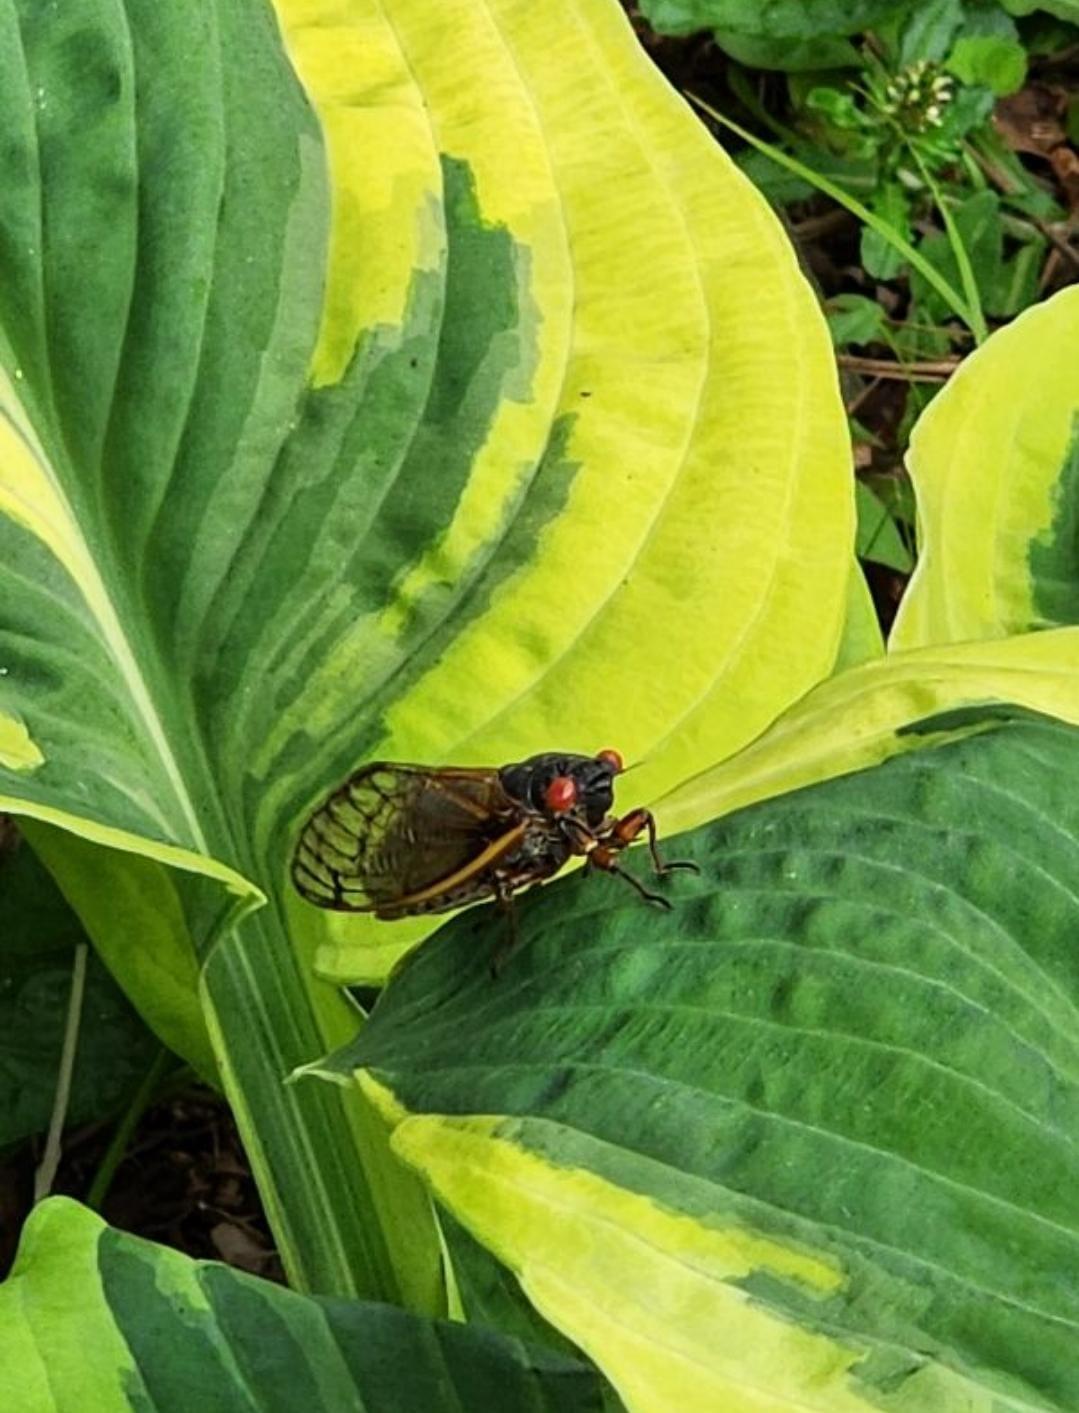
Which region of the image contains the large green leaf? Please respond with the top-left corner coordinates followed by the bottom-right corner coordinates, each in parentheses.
top-left (891, 285), bottom-right (1079, 650)
top-left (327, 713), bottom-right (1079, 1412)
top-left (290, 0), bottom-right (854, 983)
top-left (0, 1197), bottom-right (605, 1413)
top-left (0, 0), bottom-right (852, 1298)
top-left (0, 0), bottom-right (441, 1305)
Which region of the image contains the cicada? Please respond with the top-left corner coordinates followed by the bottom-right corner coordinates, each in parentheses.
top-left (291, 749), bottom-right (695, 937)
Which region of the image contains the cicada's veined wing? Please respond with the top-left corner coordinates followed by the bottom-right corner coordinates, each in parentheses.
top-left (291, 763), bottom-right (519, 912)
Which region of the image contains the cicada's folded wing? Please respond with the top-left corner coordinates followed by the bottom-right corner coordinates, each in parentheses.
top-left (291, 764), bottom-right (515, 912)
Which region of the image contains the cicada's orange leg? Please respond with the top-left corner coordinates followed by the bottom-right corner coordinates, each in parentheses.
top-left (583, 812), bottom-right (666, 909)
top-left (589, 846), bottom-right (673, 910)
top-left (561, 811), bottom-right (696, 910)
top-left (606, 808), bottom-right (700, 878)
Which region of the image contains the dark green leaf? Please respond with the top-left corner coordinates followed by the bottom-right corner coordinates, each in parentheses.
top-left (1001, 0), bottom-right (1079, 18)
top-left (0, 843), bottom-right (159, 1147)
top-left (793, 145), bottom-right (881, 191)
top-left (806, 86), bottom-right (865, 128)
top-left (0, 831), bottom-right (82, 957)
top-left (947, 35), bottom-right (1029, 93)
top-left (959, 1), bottom-right (1024, 38)
top-left (989, 238), bottom-right (1046, 317)
top-left (714, 29), bottom-right (863, 69)
top-left (0, 1198), bottom-right (606, 1412)
top-left (935, 81), bottom-right (997, 141)
top-left (912, 189), bottom-right (1003, 318)
top-left (638, 0), bottom-right (917, 39)
top-left (970, 129), bottom-right (1065, 221)
top-left (860, 181), bottom-right (912, 279)
top-left (898, 0), bottom-right (965, 64)
top-left (347, 716), bottom-right (1079, 1412)
top-left (736, 142), bottom-right (879, 204)
top-left (855, 479), bottom-right (915, 570)
top-left (893, 308), bottom-right (954, 358)
top-left (735, 150), bottom-right (817, 203)
top-left (862, 471), bottom-right (917, 528)
top-left (1023, 15), bottom-right (1079, 56)
top-left (826, 293), bottom-right (888, 346)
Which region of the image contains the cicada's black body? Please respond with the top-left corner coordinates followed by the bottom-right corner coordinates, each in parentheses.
top-left (291, 748), bottom-right (694, 928)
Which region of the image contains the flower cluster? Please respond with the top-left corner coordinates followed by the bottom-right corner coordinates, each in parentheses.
top-left (879, 60), bottom-right (956, 132)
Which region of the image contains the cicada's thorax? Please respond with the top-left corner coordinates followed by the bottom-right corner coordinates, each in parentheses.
top-left (498, 751), bottom-right (616, 830)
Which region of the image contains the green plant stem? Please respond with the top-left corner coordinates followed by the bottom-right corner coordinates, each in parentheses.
top-left (688, 94), bottom-right (982, 336)
top-left (909, 148), bottom-right (988, 344)
top-left (201, 905), bottom-right (445, 1311)
top-left (725, 67), bottom-right (801, 147)
top-left (33, 943), bottom-right (88, 1202)
top-left (85, 1045), bottom-right (173, 1211)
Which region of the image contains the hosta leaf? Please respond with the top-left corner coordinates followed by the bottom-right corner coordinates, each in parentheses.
top-left (657, 628), bottom-right (1079, 833)
top-left (273, 0), bottom-right (853, 866)
top-left (272, 0), bottom-right (855, 980)
top-left (441, 1208), bottom-right (591, 1363)
top-left (328, 714), bottom-right (1079, 1413)
top-left (0, 1197), bottom-right (605, 1413)
top-left (892, 285), bottom-right (1079, 650)
top-left (0, 0), bottom-right (851, 1294)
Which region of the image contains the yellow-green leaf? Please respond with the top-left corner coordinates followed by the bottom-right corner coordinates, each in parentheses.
top-left (302, 0), bottom-right (854, 983)
top-left (657, 627), bottom-right (1079, 833)
top-left (0, 712), bottom-right (42, 772)
top-left (892, 286), bottom-right (1079, 650)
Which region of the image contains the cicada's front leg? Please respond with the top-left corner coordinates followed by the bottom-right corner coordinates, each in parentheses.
top-left (603, 807), bottom-right (700, 879)
top-left (558, 810), bottom-right (697, 910)
top-left (573, 809), bottom-right (691, 911)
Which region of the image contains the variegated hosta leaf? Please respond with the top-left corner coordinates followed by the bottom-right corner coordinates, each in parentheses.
top-left (0, 1198), bottom-right (606, 1413)
top-left (0, 0), bottom-right (850, 1293)
top-left (892, 285), bottom-right (1079, 650)
top-left (281, 0), bottom-right (853, 979)
top-left (330, 713), bottom-right (1079, 1413)
top-left (655, 627), bottom-right (1079, 832)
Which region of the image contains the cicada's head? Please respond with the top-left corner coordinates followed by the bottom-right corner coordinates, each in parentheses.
top-left (499, 749), bottom-right (624, 829)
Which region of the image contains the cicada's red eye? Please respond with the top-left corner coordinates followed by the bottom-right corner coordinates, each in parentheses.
top-left (597, 748), bottom-right (624, 774)
top-left (544, 776), bottom-right (578, 813)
